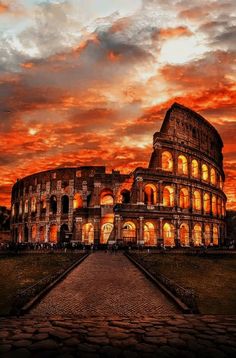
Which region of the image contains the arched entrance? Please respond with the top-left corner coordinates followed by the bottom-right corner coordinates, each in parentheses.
top-left (49, 224), bottom-right (58, 243)
top-left (144, 222), bottom-right (156, 246)
top-left (122, 222), bottom-right (136, 244)
top-left (39, 226), bottom-right (45, 243)
top-left (60, 224), bottom-right (70, 243)
top-left (144, 184), bottom-right (157, 205)
top-left (163, 223), bottom-right (175, 247)
top-left (193, 224), bottom-right (202, 246)
top-left (82, 223), bottom-right (94, 244)
top-left (179, 223), bottom-right (189, 246)
top-left (101, 223), bottom-right (113, 244)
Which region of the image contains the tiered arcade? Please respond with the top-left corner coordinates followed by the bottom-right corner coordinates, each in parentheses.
top-left (11, 103), bottom-right (227, 247)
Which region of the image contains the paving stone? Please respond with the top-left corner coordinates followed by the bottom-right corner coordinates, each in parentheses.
top-left (32, 334), bottom-right (49, 341)
top-left (11, 333), bottom-right (32, 340)
top-left (0, 344), bottom-right (12, 353)
top-left (64, 338), bottom-right (80, 347)
top-left (12, 340), bottom-right (32, 348)
top-left (29, 339), bottom-right (59, 350)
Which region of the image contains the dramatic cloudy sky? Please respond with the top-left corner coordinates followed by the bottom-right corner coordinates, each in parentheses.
top-left (0, 0), bottom-right (235, 208)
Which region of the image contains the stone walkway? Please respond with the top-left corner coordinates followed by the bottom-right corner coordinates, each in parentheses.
top-left (0, 315), bottom-right (236, 357)
top-left (31, 252), bottom-right (178, 316)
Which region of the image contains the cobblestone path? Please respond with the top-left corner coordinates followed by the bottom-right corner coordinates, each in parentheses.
top-left (31, 252), bottom-right (178, 316)
top-left (1, 315), bottom-right (236, 357)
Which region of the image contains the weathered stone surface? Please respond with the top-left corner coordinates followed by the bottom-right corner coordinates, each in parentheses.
top-left (29, 339), bottom-right (59, 350)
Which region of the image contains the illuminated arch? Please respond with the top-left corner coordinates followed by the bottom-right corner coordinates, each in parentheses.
top-left (163, 186), bottom-right (174, 207)
top-left (179, 223), bottom-right (189, 246)
top-left (144, 184), bottom-right (157, 205)
top-left (203, 193), bottom-right (210, 213)
top-left (222, 201), bottom-right (225, 216)
top-left (210, 168), bottom-right (216, 185)
top-left (49, 224), bottom-right (57, 243)
top-left (39, 226), bottom-right (45, 243)
top-left (163, 223), bottom-right (175, 247)
top-left (31, 224), bottom-right (37, 242)
top-left (191, 159), bottom-right (199, 178)
top-left (18, 225), bottom-right (23, 243)
top-left (122, 221), bottom-right (136, 243)
top-left (19, 201), bottom-right (23, 215)
top-left (193, 190), bottom-right (201, 210)
top-left (178, 155), bottom-right (188, 175)
top-left (213, 225), bottom-right (219, 245)
top-left (179, 188), bottom-right (189, 208)
top-left (204, 224), bottom-right (211, 246)
top-left (161, 151), bottom-right (173, 172)
top-left (217, 197), bottom-right (222, 216)
top-left (40, 196), bottom-right (46, 214)
top-left (193, 223), bottom-right (202, 246)
top-left (143, 222), bottom-right (156, 246)
top-left (31, 197), bottom-right (37, 213)
top-left (100, 189), bottom-right (114, 205)
top-left (61, 195), bottom-right (69, 214)
top-left (73, 193), bottom-right (83, 209)
top-left (24, 200), bottom-right (29, 214)
top-left (82, 223), bottom-right (94, 244)
top-left (212, 195), bottom-right (217, 216)
top-left (202, 164), bottom-right (209, 181)
top-left (50, 195), bottom-right (57, 214)
top-left (101, 223), bottom-right (114, 244)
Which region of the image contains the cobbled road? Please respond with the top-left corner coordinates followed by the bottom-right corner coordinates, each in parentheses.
top-left (31, 252), bottom-right (178, 316)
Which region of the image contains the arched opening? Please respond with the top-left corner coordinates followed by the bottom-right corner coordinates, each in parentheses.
top-left (121, 189), bottom-right (130, 204)
top-left (144, 184), bottom-right (157, 205)
top-left (144, 222), bottom-right (156, 246)
top-left (50, 195), bottom-right (57, 214)
top-left (222, 201), bottom-right (225, 216)
top-left (161, 151), bottom-right (173, 172)
top-left (40, 196), bottom-right (46, 214)
top-left (204, 224), bottom-right (211, 246)
top-left (31, 197), bottom-right (37, 213)
top-left (210, 168), bottom-right (216, 185)
top-left (101, 223), bottom-right (113, 244)
top-left (179, 188), bottom-right (189, 208)
top-left (60, 224), bottom-right (69, 242)
top-left (212, 195), bottom-right (217, 216)
top-left (193, 190), bottom-right (201, 210)
top-left (24, 224), bottom-right (28, 242)
top-left (179, 223), bottom-right (189, 246)
top-left (18, 225), bottom-right (23, 243)
top-left (73, 193), bottom-right (83, 209)
top-left (39, 226), bottom-right (45, 243)
top-left (19, 201), bottom-right (23, 215)
top-left (122, 221), bottom-right (136, 244)
top-left (100, 190), bottom-right (114, 205)
top-left (203, 193), bottom-right (210, 214)
top-left (24, 200), bottom-right (29, 214)
top-left (163, 186), bottom-right (174, 207)
top-left (82, 223), bottom-right (94, 244)
top-left (31, 225), bottom-right (37, 242)
top-left (217, 197), bottom-right (222, 216)
top-left (202, 164), bottom-right (209, 181)
top-left (193, 224), bottom-right (202, 246)
top-left (49, 224), bottom-right (58, 243)
top-left (178, 155), bottom-right (188, 175)
top-left (163, 223), bottom-right (175, 247)
top-left (213, 225), bottom-right (219, 245)
top-left (61, 195), bottom-right (69, 214)
top-left (191, 159), bottom-right (199, 178)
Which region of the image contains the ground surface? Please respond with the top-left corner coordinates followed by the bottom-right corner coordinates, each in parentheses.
top-left (0, 253), bottom-right (83, 315)
top-left (130, 252), bottom-right (236, 314)
top-left (31, 252), bottom-right (178, 316)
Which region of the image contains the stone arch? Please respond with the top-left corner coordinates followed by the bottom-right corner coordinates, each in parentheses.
top-left (193, 223), bottom-right (202, 246)
top-left (179, 223), bottom-right (189, 246)
top-left (18, 225), bottom-right (23, 242)
top-left (210, 168), bottom-right (216, 185)
top-left (213, 225), bottom-right (219, 245)
top-left (50, 195), bottom-right (57, 214)
top-left (60, 224), bottom-right (69, 242)
top-left (122, 221), bottom-right (136, 244)
top-left (203, 193), bottom-right (210, 213)
top-left (161, 151), bottom-right (173, 172)
top-left (82, 223), bottom-right (94, 244)
top-left (61, 195), bottom-right (69, 214)
top-left (202, 163), bottom-right (209, 181)
top-left (121, 189), bottom-right (130, 204)
top-left (163, 222), bottom-right (175, 247)
top-left (217, 197), bottom-right (222, 216)
top-left (179, 188), bottom-right (189, 208)
top-left (24, 199), bottom-right (29, 214)
top-left (31, 197), bottom-right (37, 213)
top-left (163, 186), bottom-right (174, 207)
top-left (193, 190), bottom-right (201, 210)
top-left (31, 224), bottom-right (37, 242)
top-left (143, 222), bottom-right (156, 246)
top-left (212, 195), bottom-right (217, 216)
top-left (144, 184), bottom-right (157, 205)
top-left (39, 226), bottom-right (46, 243)
top-left (73, 193), bottom-right (83, 209)
top-left (100, 189), bottom-right (114, 205)
top-left (191, 159), bottom-right (199, 178)
top-left (40, 196), bottom-right (46, 214)
top-left (49, 224), bottom-right (58, 243)
top-left (101, 223), bottom-right (114, 244)
top-left (204, 224), bottom-right (211, 246)
top-left (178, 155), bottom-right (188, 175)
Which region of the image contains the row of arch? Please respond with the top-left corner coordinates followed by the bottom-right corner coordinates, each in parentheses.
top-left (15, 221), bottom-right (220, 247)
top-left (161, 151), bottom-right (222, 187)
top-left (144, 184), bottom-right (225, 216)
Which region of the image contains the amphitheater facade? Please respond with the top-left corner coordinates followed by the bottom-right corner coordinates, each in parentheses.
top-left (11, 103), bottom-right (227, 247)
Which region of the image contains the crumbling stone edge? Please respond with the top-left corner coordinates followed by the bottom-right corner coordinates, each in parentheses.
top-left (15, 253), bottom-right (89, 316)
top-left (124, 252), bottom-right (194, 314)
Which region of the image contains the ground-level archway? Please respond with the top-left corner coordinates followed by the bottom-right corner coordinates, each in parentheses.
top-left (122, 221), bottom-right (136, 244)
top-left (82, 223), bottom-right (94, 244)
top-left (101, 223), bottom-right (113, 244)
top-left (163, 223), bottom-right (175, 247)
top-left (144, 222), bottom-right (156, 246)
top-left (60, 224), bottom-right (70, 243)
top-left (49, 224), bottom-right (58, 243)
top-left (179, 223), bottom-right (189, 246)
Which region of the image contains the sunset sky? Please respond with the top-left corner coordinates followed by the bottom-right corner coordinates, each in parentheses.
top-left (0, 0), bottom-right (235, 209)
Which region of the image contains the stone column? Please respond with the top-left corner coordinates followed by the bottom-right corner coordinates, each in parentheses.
top-left (115, 215), bottom-right (121, 242)
top-left (175, 183), bottom-right (179, 208)
top-left (93, 218), bottom-right (100, 245)
top-left (82, 181), bottom-right (88, 208)
top-left (94, 182), bottom-right (101, 207)
top-left (159, 217), bottom-right (163, 247)
top-left (75, 217), bottom-right (83, 242)
top-left (136, 177), bottom-right (144, 204)
top-left (138, 216), bottom-right (144, 245)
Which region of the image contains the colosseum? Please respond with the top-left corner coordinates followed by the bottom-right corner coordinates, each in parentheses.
top-left (11, 103), bottom-right (227, 247)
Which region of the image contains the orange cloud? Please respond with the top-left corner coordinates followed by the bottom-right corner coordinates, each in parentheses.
top-left (0, 3), bottom-right (8, 14)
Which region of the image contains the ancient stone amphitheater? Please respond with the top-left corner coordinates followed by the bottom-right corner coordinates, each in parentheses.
top-left (11, 103), bottom-right (227, 247)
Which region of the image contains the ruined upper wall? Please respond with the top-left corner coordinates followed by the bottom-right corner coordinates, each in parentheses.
top-left (154, 103), bottom-right (223, 165)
